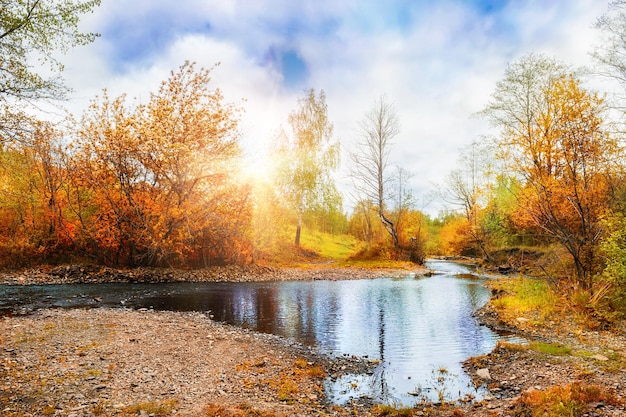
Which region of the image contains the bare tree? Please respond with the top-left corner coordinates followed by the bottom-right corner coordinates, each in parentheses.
top-left (593, 1), bottom-right (626, 90)
top-left (349, 95), bottom-right (400, 247)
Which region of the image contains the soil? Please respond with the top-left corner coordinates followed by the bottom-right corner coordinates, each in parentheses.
top-left (1, 264), bottom-right (625, 416)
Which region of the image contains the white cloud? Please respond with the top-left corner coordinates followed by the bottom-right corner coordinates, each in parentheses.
top-left (51, 0), bottom-right (613, 215)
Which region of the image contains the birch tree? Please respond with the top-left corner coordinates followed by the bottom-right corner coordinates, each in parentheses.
top-left (276, 89), bottom-right (340, 246)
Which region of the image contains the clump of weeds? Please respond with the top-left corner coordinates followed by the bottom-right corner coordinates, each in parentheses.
top-left (512, 382), bottom-right (623, 417)
top-left (204, 403), bottom-right (280, 416)
top-left (262, 357), bottom-right (326, 403)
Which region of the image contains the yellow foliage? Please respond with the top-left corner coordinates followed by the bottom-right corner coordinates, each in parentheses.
top-left (438, 217), bottom-right (473, 256)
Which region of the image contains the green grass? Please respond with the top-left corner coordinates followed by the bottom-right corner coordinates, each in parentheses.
top-left (489, 277), bottom-right (558, 324)
top-left (529, 341), bottom-right (573, 356)
top-left (298, 230), bottom-right (361, 260)
top-left (499, 340), bottom-right (573, 358)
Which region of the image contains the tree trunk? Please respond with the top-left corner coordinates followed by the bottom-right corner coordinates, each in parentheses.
top-left (379, 208), bottom-right (399, 247)
top-left (294, 210), bottom-right (302, 246)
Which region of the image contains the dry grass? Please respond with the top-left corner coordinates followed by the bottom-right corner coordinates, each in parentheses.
top-left (204, 403), bottom-right (281, 417)
top-left (512, 382), bottom-right (623, 417)
top-left (262, 357), bottom-right (326, 402)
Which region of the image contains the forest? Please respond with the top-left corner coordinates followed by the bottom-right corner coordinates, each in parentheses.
top-left (1, 1), bottom-right (625, 323)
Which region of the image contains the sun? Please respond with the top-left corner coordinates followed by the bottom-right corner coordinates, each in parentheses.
top-left (237, 151), bottom-right (277, 186)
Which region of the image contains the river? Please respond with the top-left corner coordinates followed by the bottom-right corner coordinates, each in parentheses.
top-left (0, 260), bottom-right (512, 405)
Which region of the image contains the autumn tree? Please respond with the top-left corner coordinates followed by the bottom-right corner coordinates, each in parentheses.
top-left (349, 95), bottom-right (404, 249)
top-left (0, 0), bottom-right (100, 141)
top-left (276, 89), bottom-right (340, 246)
top-left (68, 62), bottom-right (248, 267)
top-left (390, 166), bottom-right (414, 241)
top-left (348, 200), bottom-right (376, 245)
top-left (0, 121), bottom-right (76, 266)
top-left (482, 54), bottom-right (622, 290)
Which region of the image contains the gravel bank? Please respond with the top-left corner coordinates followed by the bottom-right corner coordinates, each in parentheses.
top-left (0, 264), bottom-right (429, 285)
top-left (0, 308), bottom-right (376, 417)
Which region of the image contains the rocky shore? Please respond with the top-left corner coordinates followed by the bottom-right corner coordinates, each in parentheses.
top-left (460, 301), bottom-right (626, 416)
top-left (0, 263), bottom-right (429, 286)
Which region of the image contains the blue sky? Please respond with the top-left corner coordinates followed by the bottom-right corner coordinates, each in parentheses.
top-left (60, 0), bottom-right (613, 214)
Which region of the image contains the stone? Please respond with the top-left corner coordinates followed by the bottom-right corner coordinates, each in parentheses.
top-left (592, 354), bottom-right (609, 361)
top-left (476, 368), bottom-right (491, 380)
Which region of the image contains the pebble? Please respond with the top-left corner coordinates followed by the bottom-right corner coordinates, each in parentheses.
top-left (476, 368), bottom-right (491, 380)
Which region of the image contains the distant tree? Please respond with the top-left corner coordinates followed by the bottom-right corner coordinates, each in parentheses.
top-left (276, 89), bottom-right (340, 246)
top-left (349, 95), bottom-right (401, 248)
top-left (391, 166), bottom-right (414, 238)
top-left (348, 200), bottom-right (375, 245)
top-left (443, 140), bottom-right (496, 262)
top-left (0, 0), bottom-right (100, 140)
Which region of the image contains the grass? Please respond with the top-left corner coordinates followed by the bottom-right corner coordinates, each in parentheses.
top-left (298, 230), bottom-right (361, 260)
top-left (204, 403), bottom-right (279, 417)
top-left (513, 382), bottom-right (623, 417)
top-left (335, 258), bottom-right (419, 269)
top-left (498, 340), bottom-right (572, 356)
top-left (489, 276), bottom-right (558, 325)
top-left (371, 404), bottom-right (416, 416)
top-left (240, 357), bottom-right (326, 404)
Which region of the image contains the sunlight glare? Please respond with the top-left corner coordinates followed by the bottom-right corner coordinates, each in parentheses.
top-left (238, 151), bottom-right (276, 186)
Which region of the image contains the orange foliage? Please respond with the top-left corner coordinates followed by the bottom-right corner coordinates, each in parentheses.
top-left (438, 217), bottom-right (474, 256)
top-left (514, 382), bottom-right (623, 416)
top-left (506, 75), bottom-right (619, 289)
top-left (0, 62), bottom-right (252, 268)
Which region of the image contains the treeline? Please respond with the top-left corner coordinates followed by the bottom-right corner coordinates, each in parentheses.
top-left (0, 63), bottom-right (252, 268)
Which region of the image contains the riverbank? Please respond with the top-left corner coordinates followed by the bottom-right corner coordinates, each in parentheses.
top-left (461, 297), bottom-right (626, 416)
top-left (0, 263), bottom-right (430, 285)
top-left (1, 308), bottom-right (381, 417)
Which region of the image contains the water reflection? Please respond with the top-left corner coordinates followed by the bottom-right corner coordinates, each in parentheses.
top-left (0, 260), bottom-right (501, 405)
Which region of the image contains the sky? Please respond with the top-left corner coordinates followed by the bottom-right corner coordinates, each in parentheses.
top-left (56, 0), bottom-right (613, 215)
